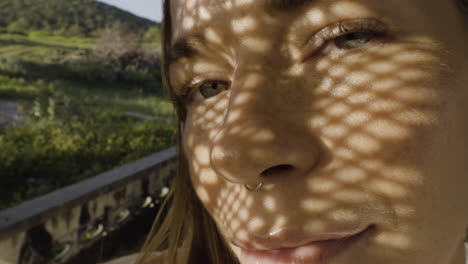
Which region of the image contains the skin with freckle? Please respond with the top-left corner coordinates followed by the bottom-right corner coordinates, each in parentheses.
top-left (124, 1), bottom-right (468, 264)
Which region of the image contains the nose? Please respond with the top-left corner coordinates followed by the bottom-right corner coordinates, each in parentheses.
top-left (209, 80), bottom-right (321, 186)
top-left (210, 126), bottom-right (321, 185)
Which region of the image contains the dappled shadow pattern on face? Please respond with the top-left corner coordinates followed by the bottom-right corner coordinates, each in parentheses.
top-left (169, 0), bottom-right (463, 263)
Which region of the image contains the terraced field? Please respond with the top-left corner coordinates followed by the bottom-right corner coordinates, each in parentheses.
top-left (0, 30), bottom-right (175, 209)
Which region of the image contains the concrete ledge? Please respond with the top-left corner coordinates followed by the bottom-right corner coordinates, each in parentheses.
top-left (0, 147), bottom-right (177, 263)
top-left (0, 147), bottom-right (176, 234)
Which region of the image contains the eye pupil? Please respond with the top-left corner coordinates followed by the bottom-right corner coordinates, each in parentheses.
top-left (200, 80), bottom-right (229, 99)
top-left (345, 33), bottom-right (360, 40)
top-left (335, 32), bottom-right (372, 50)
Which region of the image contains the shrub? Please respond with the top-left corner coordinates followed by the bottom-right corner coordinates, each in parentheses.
top-left (0, 110), bottom-right (175, 209)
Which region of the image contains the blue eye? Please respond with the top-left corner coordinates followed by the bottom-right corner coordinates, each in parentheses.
top-left (198, 80), bottom-right (230, 99)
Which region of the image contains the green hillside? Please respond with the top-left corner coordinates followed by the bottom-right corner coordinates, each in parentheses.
top-left (0, 0), bottom-right (159, 36)
top-left (0, 28), bottom-right (173, 209)
top-left (0, 1), bottom-right (171, 209)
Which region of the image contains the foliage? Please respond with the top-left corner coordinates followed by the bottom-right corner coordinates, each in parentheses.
top-left (144, 27), bottom-right (160, 42)
top-left (0, 25), bottom-right (172, 209)
top-left (143, 26), bottom-right (162, 52)
top-left (0, 75), bottom-right (50, 99)
top-left (0, 0), bottom-right (160, 36)
top-left (94, 22), bottom-right (142, 59)
top-left (0, 76), bottom-right (175, 209)
top-left (0, 109), bottom-right (175, 210)
top-left (91, 22), bottom-right (162, 88)
top-left (0, 29), bottom-right (163, 94)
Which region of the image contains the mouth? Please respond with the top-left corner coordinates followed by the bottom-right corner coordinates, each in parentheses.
top-left (239, 225), bottom-right (374, 264)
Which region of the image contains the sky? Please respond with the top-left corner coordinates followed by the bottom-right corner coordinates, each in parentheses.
top-left (97, 0), bottom-right (163, 22)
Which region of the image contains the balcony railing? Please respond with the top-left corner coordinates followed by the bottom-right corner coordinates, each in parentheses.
top-left (0, 147), bottom-right (176, 264)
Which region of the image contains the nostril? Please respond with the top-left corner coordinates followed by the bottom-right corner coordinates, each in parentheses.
top-left (261, 164), bottom-right (294, 177)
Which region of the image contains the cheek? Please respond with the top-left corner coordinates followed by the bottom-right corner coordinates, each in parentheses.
top-left (183, 126), bottom-right (249, 233)
top-left (305, 40), bottom-right (462, 257)
top-left (182, 93), bottom-right (231, 208)
top-left (308, 38), bottom-right (447, 161)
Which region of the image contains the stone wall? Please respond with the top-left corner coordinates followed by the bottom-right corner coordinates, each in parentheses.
top-left (0, 147), bottom-right (176, 264)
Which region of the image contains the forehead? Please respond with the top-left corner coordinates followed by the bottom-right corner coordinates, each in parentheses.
top-left (170, 0), bottom-right (310, 9)
top-left (168, 0), bottom-right (431, 42)
top-left (168, 0), bottom-right (451, 41)
top-left (169, 0), bottom-right (320, 43)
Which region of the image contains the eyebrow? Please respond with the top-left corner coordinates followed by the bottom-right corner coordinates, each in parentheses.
top-left (265, 0), bottom-right (317, 11)
top-left (169, 35), bottom-right (201, 66)
top-left (168, 0), bottom-right (317, 66)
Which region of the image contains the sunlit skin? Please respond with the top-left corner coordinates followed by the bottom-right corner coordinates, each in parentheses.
top-left (169, 0), bottom-right (468, 263)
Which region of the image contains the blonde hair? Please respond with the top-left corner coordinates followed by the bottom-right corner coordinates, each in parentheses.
top-left (136, 1), bottom-right (239, 263)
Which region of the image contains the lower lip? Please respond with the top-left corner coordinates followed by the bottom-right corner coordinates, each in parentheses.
top-left (240, 226), bottom-right (372, 264)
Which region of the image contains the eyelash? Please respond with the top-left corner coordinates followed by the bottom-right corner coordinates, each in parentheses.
top-left (305, 18), bottom-right (389, 58)
top-left (178, 73), bottom-right (227, 103)
top-left (325, 19), bottom-right (387, 42)
top-left (178, 19), bottom-right (389, 102)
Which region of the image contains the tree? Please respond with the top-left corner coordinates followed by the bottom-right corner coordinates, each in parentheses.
top-left (7, 17), bottom-right (29, 31)
top-left (64, 24), bottom-right (85, 37)
top-left (144, 26), bottom-right (160, 43)
top-left (94, 22), bottom-right (142, 60)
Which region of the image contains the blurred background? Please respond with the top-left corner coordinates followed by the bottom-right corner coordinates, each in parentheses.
top-left (0, 1), bottom-right (176, 263)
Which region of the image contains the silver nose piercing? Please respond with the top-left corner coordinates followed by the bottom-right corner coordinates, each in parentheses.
top-left (245, 182), bottom-right (264, 192)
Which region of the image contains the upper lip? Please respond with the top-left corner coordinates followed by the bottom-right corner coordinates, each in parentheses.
top-left (231, 225), bottom-right (372, 251)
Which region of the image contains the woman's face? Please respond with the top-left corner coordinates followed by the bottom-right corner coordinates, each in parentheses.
top-left (169, 0), bottom-right (468, 263)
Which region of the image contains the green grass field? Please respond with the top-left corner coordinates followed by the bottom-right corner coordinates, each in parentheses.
top-left (0, 30), bottom-right (175, 209)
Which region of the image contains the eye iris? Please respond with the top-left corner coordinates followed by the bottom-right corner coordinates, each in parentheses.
top-left (335, 32), bottom-right (372, 49)
top-left (200, 80), bottom-right (229, 99)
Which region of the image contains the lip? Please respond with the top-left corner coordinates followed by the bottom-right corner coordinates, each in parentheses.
top-left (239, 225), bottom-right (374, 264)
